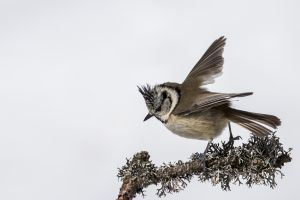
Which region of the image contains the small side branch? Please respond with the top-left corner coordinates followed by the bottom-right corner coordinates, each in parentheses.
top-left (117, 134), bottom-right (292, 200)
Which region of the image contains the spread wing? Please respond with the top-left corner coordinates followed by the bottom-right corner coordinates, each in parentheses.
top-left (182, 36), bottom-right (226, 87)
top-left (176, 92), bottom-right (253, 116)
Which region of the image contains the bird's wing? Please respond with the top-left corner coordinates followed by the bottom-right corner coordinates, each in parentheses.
top-left (176, 92), bottom-right (253, 116)
top-left (182, 36), bottom-right (226, 87)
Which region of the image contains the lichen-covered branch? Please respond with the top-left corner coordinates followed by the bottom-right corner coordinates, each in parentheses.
top-left (117, 134), bottom-right (292, 200)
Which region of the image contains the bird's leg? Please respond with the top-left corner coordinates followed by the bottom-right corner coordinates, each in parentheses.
top-left (199, 140), bottom-right (212, 170)
top-left (226, 122), bottom-right (241, 148)
top-left (203, 140), bottom-right (211, 156)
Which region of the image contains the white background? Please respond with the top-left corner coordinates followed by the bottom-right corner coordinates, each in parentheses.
top-left (0, 0), bottom-right (299, 199)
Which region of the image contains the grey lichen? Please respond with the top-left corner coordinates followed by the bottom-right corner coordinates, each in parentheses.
top-left (117, 134), bottom-right (291, 200)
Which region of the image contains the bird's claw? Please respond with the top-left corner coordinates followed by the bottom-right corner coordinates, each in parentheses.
top-left (225, 135), bottom-right (242, 149)
top-left (231, 135), bottom-right (242, 141)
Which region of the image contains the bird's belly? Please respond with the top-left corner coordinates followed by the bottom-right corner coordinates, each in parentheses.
top-left (164, 113), bottom-right (228, 141)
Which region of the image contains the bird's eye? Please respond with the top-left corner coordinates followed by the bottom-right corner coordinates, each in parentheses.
top-left (156, 106), bottom-right (162, 112)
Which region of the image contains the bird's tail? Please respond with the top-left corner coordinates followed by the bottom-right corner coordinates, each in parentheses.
top-left (225, 107), bottom-right (281, 137)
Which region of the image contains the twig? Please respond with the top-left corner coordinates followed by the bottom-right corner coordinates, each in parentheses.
top-left (116, 134), bottom-right (292, 200)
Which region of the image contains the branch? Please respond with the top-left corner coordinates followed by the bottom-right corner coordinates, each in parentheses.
top-left (116, 134), bottom-right (292, 200)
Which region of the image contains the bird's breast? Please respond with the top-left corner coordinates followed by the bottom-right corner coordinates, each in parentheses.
top-left (164, 112), bottom-right (228, 141)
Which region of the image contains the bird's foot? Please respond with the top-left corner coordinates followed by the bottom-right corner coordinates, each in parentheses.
top-left (225, 135), bottom-right (242, 149)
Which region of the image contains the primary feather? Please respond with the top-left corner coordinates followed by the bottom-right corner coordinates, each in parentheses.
top-left (183, 36), bottom-right (226, 87)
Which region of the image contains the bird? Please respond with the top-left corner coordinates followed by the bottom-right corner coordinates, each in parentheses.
top-left (138, 36), bottom-right (281, 155)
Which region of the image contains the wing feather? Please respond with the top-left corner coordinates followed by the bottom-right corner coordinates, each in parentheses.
top-left (177, 92), bottom-right (253, 116)
top-left (183, 36), bottom-right (226, 86)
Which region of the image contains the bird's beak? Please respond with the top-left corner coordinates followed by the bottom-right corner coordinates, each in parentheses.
top-left (143, 113), bottom-right (153, 121)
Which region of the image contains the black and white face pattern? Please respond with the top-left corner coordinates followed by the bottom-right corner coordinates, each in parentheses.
top-left (138, 84), bottom-right (180, 122)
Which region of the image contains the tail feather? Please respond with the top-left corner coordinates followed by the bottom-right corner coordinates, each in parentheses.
top-left (226, 107), bottom-right (281, 137)
top-left (228, 108), bottom-right (280, 128)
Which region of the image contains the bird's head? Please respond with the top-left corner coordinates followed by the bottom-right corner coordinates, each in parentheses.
top-left (138, 84), bottom-right (180, 123)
